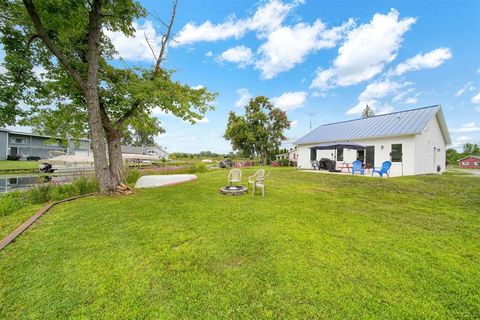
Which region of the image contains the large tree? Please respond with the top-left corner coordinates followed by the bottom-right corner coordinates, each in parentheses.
top-left (224, 96), bottom-right (290, 165)
top-left (0, 0), bottom-right (215, 193)
top-left (463, 143), bottom-right (480, 155)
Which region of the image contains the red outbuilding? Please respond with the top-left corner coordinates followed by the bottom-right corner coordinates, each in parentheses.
top-left (458, 155), bottom-right (480, 169)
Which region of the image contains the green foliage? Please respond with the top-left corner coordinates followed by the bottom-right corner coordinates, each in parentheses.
top-left (0, 169), bottom-right (479, 318)
top-left (195, 162), bottom-right (208, 173)
top-left (462, 143), bottom-right (480, 155)
top-left (277, 159), bottom-right (290, 166)
top-left (125, 168), bottom-right (142, 185)
top-left (224, 96), bottom-right (290, 164)
top-left (0, 177), bottom-right (98, 218)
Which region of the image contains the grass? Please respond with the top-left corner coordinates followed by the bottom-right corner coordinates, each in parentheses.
top-left (0, 160), bottom-right (38, 172)
top-left (0, 168), bottom-right (479, 319)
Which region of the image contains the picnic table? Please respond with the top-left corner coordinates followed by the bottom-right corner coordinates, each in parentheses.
top-left (339, 162), bottom-right (352, 173)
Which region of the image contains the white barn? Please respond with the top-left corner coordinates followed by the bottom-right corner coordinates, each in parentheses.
top-left (294, 105), bottom-right (451, 177)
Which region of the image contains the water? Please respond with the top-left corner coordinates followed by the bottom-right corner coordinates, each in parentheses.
top-left (0, 174), bottom-right (88, 193)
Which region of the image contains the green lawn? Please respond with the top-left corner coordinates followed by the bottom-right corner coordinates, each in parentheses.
top-left (0, 168), bottom-right (479, 319)
top-left (0, 160), bottom-right (38, 172)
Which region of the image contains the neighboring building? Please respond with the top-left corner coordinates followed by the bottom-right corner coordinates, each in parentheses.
top-left (0, 128), bottom-right (90, 160)
top-left (275, 147), bottom-right (299, 165)
top-left (121, 145), bottom-right (169, 161)
top-left (294, 105), bottom-right (451, 176)
top-left (458, 156), bottom-right (480, 169)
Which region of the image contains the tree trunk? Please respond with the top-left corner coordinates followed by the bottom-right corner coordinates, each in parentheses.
top-left (85, 0), bottom-right (117, 193)
top-left (106, 127), bottom-right (124, 185)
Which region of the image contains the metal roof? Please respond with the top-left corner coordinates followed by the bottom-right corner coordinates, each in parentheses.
top-left (294, 105), bottom-right (451, 145)
top-left (121, 145), bottom-right (168, 155)
top-left (0, 128), bottom-right (90, 141)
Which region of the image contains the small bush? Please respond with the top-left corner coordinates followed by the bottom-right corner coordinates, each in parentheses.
top-left (196, 162), bottom-right (208, 173)
top-left (278, 159), bottom-right (290, 167)
top-left (0, 192), bottom-right (26, 217)
top-left (125, 169), bottom-right (142, 185)
top-left (28, 184), bottom-right (52, 204)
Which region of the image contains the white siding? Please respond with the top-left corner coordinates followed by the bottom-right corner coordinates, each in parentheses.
top-left (414, 115), bottom-right (447, 174)
top-left (296, 135), bottom-right (417, 177)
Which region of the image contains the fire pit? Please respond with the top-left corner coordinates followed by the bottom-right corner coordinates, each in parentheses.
top-left (219, 185), bottom-right (248, 196)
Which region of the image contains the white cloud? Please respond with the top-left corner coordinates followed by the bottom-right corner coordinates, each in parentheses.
top-left (455, 82), bottom-right (475, 97)
top-left (256, 19), bottom-right (353, 79)
top-left (272, 91), bottom-right (307, 111)
top-left (105, 21), bottom-right (162, 62)
top-left (358, 79), bottom-right (407, 101)
top-left (205, 51), bottom-right (213, 57)
top-left (392, 48), bottom-right (452, 76)
top-left (218, 45), bottom-right (254, 67)
top-left (235, 88), bottom-right (252, 107)
top-left (191, 85), bottom-right (205, 90)
top-left (290, 120), bottom-right (298, 128)
top-left (393, 88), bottom-right (416, 102)
top-left (347, 100), bottom-right (395, 116)
top-left (405, 97), bottom-right (417, 104)
top-left (450, 122), bottom-right (480, 133)
top-left (471, 92), bottom-right (480, 104)
top-left (347, 79), bottom-right (410, 115)
top-left (174, 0), bottom-right (300, 46)
top-left (311, 9), bottom-right (415, 90)
top-left (452, 135), bottom-right (475, 148)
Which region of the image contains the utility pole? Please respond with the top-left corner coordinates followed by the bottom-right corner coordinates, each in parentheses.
top-left (307, 112), bottom-right (315, 130)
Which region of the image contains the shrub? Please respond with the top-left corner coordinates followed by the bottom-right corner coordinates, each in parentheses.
top-left (278, 159), bottom-right (290, 167)
top-left (196, 162), bottom-right (208, 173)
top-left (125, 169), bottom-right (142, 185)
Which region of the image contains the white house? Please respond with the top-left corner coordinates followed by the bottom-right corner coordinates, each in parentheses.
top-left (121, 145), bottom-right (169, 161)
top-left (294, 105), bottom-right (451, 176)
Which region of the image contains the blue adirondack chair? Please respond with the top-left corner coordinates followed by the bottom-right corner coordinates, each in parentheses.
top-left (372, 161), bottom-right (392, 177)
top-left (351, 160), bottom-right (364, 175)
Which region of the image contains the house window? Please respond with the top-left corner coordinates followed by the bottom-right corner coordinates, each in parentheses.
top-left (11, 137), bottom-right (27, 144)
top-left (337, 148), bottom-right (344, 161)
top-left (474, 162), bottom-right (479, 166)
top-left (391, 144), bottom-right (402, 162)
top-left (310, 148), bottom-right (317, 161)
top-left (462, 162), bottom-right (469, 165)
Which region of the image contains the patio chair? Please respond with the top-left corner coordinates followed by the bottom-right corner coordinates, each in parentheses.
top-left (371, 161), bottom-right (392, 177)
top-left (247, 169), bottom-right (265, 191)
top-left (351, 160), bottom-right (364, 175)
top-left (228, 168), bottom-right (242, 186)
top-left (253, 172), bottom-right (270, 197)
top-left (310, 160), bottom-right (318, 170)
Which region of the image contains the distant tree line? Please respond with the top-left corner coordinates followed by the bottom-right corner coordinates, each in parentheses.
top-left (446, 143), bottom-right (480, 164)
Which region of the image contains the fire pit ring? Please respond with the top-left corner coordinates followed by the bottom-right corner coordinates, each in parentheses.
top-left (219, 185), bottom-right (248, 196)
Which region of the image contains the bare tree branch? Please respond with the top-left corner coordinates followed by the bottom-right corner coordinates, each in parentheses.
top-left (154, 0), bottom-right (177, 74)
top-left (113, 0), bottom-right (179, 126)
top-left (22, 0), bottom-right (86, 90)
top-left (144, 33), bottom-right (158, 62)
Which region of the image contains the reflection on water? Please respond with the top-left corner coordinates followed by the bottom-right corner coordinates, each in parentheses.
top-left (0, 175), bottom-right (75, 193)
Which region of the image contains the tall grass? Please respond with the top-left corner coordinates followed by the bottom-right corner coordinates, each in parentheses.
top-left (0, 176), bottom-right (98, 218)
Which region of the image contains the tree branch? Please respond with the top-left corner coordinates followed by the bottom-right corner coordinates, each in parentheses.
top-left (144, 33), bottom-right (158, 62)
top-left (115, 100), bottom-right (141, 126)
top-left (22, 0), bottom-right (85, 90)
top-left (153, 0), bottom-right (177, 74)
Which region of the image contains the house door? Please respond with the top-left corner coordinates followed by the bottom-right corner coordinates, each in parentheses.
top-left (10, 147), bottom-right (18, 156)
top-left (365, 146), bottom-right (375, 168)
top-left (356, 150), bottom-right (365, 163)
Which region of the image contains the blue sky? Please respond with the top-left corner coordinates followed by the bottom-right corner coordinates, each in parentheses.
top-left (4, 0), bottom-right (480, 152)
